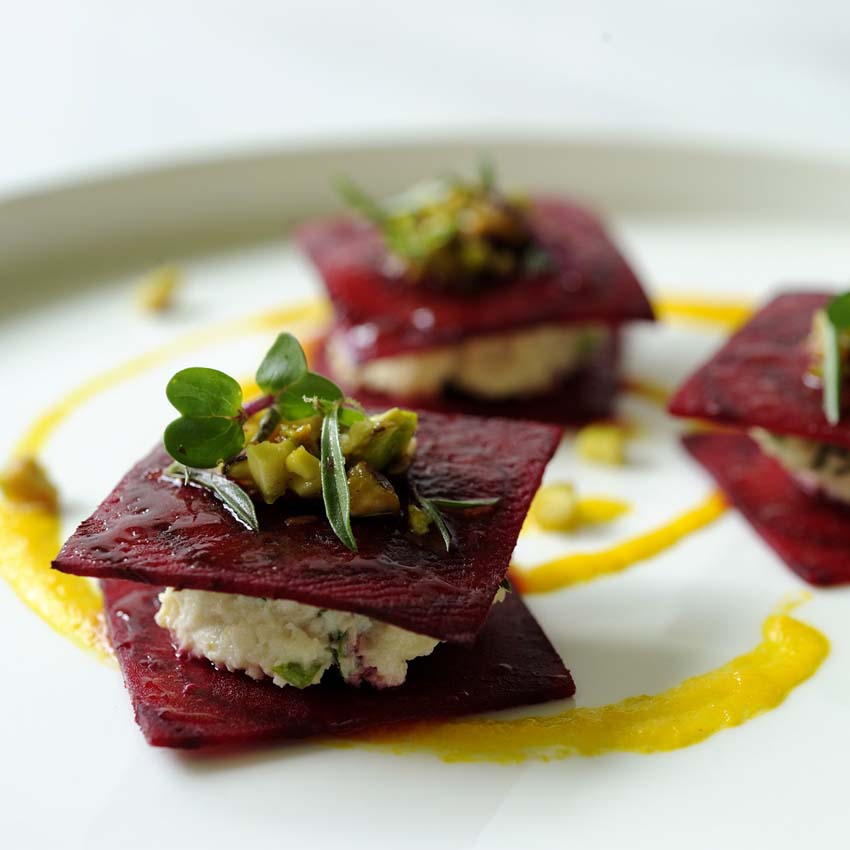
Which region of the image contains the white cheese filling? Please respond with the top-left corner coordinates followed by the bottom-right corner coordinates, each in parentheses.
top-left (155, 588), bottom-right (441, 689)
top-left (751, 427), bottom-right (850, 504)
top-left (328, 323), bottom-right (608, 400)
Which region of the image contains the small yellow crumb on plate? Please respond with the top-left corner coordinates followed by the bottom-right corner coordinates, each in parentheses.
top-left (135, 265), bottom-right (181, 313)
top-left (576, 423), bottom-right (627, 465)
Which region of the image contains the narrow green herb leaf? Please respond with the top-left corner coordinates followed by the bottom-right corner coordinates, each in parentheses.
top-left (415, 495), bottom-right (452, 552)
top-left (823, 319), bottom-right (842, 425)
top-left (276, 372), bottom-right (344, 420)
top-left (164, 462), bottom-right (258, 531)
top-left (164, 417), bottom-right (245, 469)
top-left (478, 158), bottom-right (496, 192)
top-left (334, 176), bottom-right (387, 224)
top-left (320, 403), bottom-right (357, 551)
top-left (428, 496), bottom-right (500, 510)
top-left (271, 661), bottom-right (323, 689)
top-left (499, 577), bottom-right (513, 593)
top-left (823, 294), bottom-right (850, 425)
top-left (255, 332), bottom-right (308, 394)
top-left (166, 367), bottom-right (243, 417)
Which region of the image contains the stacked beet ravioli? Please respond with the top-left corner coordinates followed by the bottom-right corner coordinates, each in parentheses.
top-left (54, 412), bottom-right (573, 748)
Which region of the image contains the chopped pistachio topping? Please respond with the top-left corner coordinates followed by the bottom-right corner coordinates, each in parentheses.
top-left (809, 296), bottom-right (850, 424)
top-left (337, 163), bottom-right (547, 291)
top-left (530, 482), bottom-right (580, 531)
top-left (576, 424), bottom-right (628, 466)
top-left (161, 332), bottom-right (491, 551)
top-left (0, 456), bottom-right (58, 511)
top-left (135, 265), bottom-right (180, 313)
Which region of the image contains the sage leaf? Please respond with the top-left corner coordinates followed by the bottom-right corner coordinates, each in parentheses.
top-left (164, 462), bottom-right (258, 532)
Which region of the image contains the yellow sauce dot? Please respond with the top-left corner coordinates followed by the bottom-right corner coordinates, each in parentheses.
top-left (524, 486), bottom-right (629, 534)
top-left (513, 491), bottom-right (727, 593)
top-left (350, 604), bottom-right (828, 763)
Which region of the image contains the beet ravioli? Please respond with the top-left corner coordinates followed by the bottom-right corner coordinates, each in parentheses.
top-left (54, 333), bottom-right (574, 749)
top-left (296, 168), bottom-right (653, 423)
top-left (670, 291), bottom-right (850, 585)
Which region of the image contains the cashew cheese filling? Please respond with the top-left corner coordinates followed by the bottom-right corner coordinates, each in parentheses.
top-left (328, 323), bottom-right (608, 400)
top-left (751, 427), bottom-right (850, 504)
top-left (156, 589), bottom-right (511, 690)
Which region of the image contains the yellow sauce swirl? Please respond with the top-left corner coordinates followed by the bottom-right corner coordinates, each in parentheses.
top-left (352, 599), bottom-right (828, 763)
top-left (512, 491), bottom-right (727, 593)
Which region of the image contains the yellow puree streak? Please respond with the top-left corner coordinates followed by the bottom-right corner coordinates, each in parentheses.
top-left (512, 492), bottom-right (728, 593)
top-left (356, 600), bottom-right (829, 763)
top-left (1, 301), bottom-right (327, 657)
top-left (0, 501), bottom-right (110, 659)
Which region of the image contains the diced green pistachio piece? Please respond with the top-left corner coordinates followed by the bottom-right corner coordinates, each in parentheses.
top-left (354, 408), bottom-right (418, 471)
top-left (408, 504), bottom-right (432, 535)
top-left (245, 439), bottom-right (295, 504)
top-left (271, 661), bottom-right (323, 689)
top-left (339, 417), bottom-right (374, 457)
top-left (0, 456), bottom-right (58, 511)
top-left (347, 462), bottom-right (401, 517)
top-left (285, 445), bottom-right (322, 497)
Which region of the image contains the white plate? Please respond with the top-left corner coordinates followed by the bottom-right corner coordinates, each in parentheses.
top-left (1, 138), bottom-right (849, 850)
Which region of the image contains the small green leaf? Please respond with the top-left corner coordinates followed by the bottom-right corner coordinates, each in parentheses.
top-left (428, 496), bottom-right (499, 510)
top-left (500, 577), bottom-right (513, 593)
top-left (164, 462), bottom-right (259, 532)
top-left (320, 403), bottom-right (357, 551)
top-left (255, 332), bottom-right (308, 394)
top-left (271, 661), bottom-right (323, 689)
top-left (276, 372), bottom-right (344, 420)
top-left (334, 175), bottom-right (387, 224)
top-left (338, 406), bottom-right (367, 426)
top-left (166, 367), bottom-right (243, 417)
top-left (827, 293), bottom-right (850, 329)
top-left (164, 417), bottom-right (245, 469)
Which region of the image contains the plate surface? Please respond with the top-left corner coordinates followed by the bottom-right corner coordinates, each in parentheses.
top-left (1, 139), bottom-right (849, 850)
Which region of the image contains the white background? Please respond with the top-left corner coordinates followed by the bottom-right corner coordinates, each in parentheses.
top-left (1, 0), bottom-right (849, 197)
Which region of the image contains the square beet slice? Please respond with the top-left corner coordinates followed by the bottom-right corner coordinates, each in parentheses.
top-left (684, 432), bottom-right (850, 586)
top-left (295, 197), bottom-right (653, 364)
top-left (669, 292), bottom-right (850, 448)
top-left (309, 331), bottom-right (620, 425)
top-left (103, 579), bottom-right (575, 749)
top-left (54, 412), bottom-right (561, 645)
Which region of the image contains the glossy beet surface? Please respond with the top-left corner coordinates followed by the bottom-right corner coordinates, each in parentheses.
top-left (296, 197), bottom-right (653, 364)
top-left (670, 292), bottom-right (850, 447)
top-left (103, 580), bottom-right (575, 749)
top-left (311, 333), bottom-right (620, 424)
top-left (54, 412), bottom-right (561, 644)
top-left (684, 432), bottom-right (850, 585)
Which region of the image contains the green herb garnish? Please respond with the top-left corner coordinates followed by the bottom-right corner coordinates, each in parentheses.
top-left (334, 162), bottom-right (539, 290)
top-left (164, 462), bottom-right (258, 531)
top-left (822, 293), bottom-right (850, 425)
top-left (320, 401), bottom-right (357, 552)
top-left (271, 661), bottom-right (323, 689)
top-left (412, 491), bottom-right (499, 551)
top-left (164, 368), bottom-right (245, 468)
top-left (163, 333), bottom-right (494, 553)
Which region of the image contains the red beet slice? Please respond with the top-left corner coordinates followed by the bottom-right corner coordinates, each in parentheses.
top-left (684, 432), bottom-right (850, 585)
top-left (310, 331), bottom-right (619, 425)
top-left (295, 197), bottom-right (653, 364)
top-left (669, 292), bottom-right (850, 447)
top-left (54, 412), bottom-right (561, 644)
top-left (103, 579), bottom-right (575, 749)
